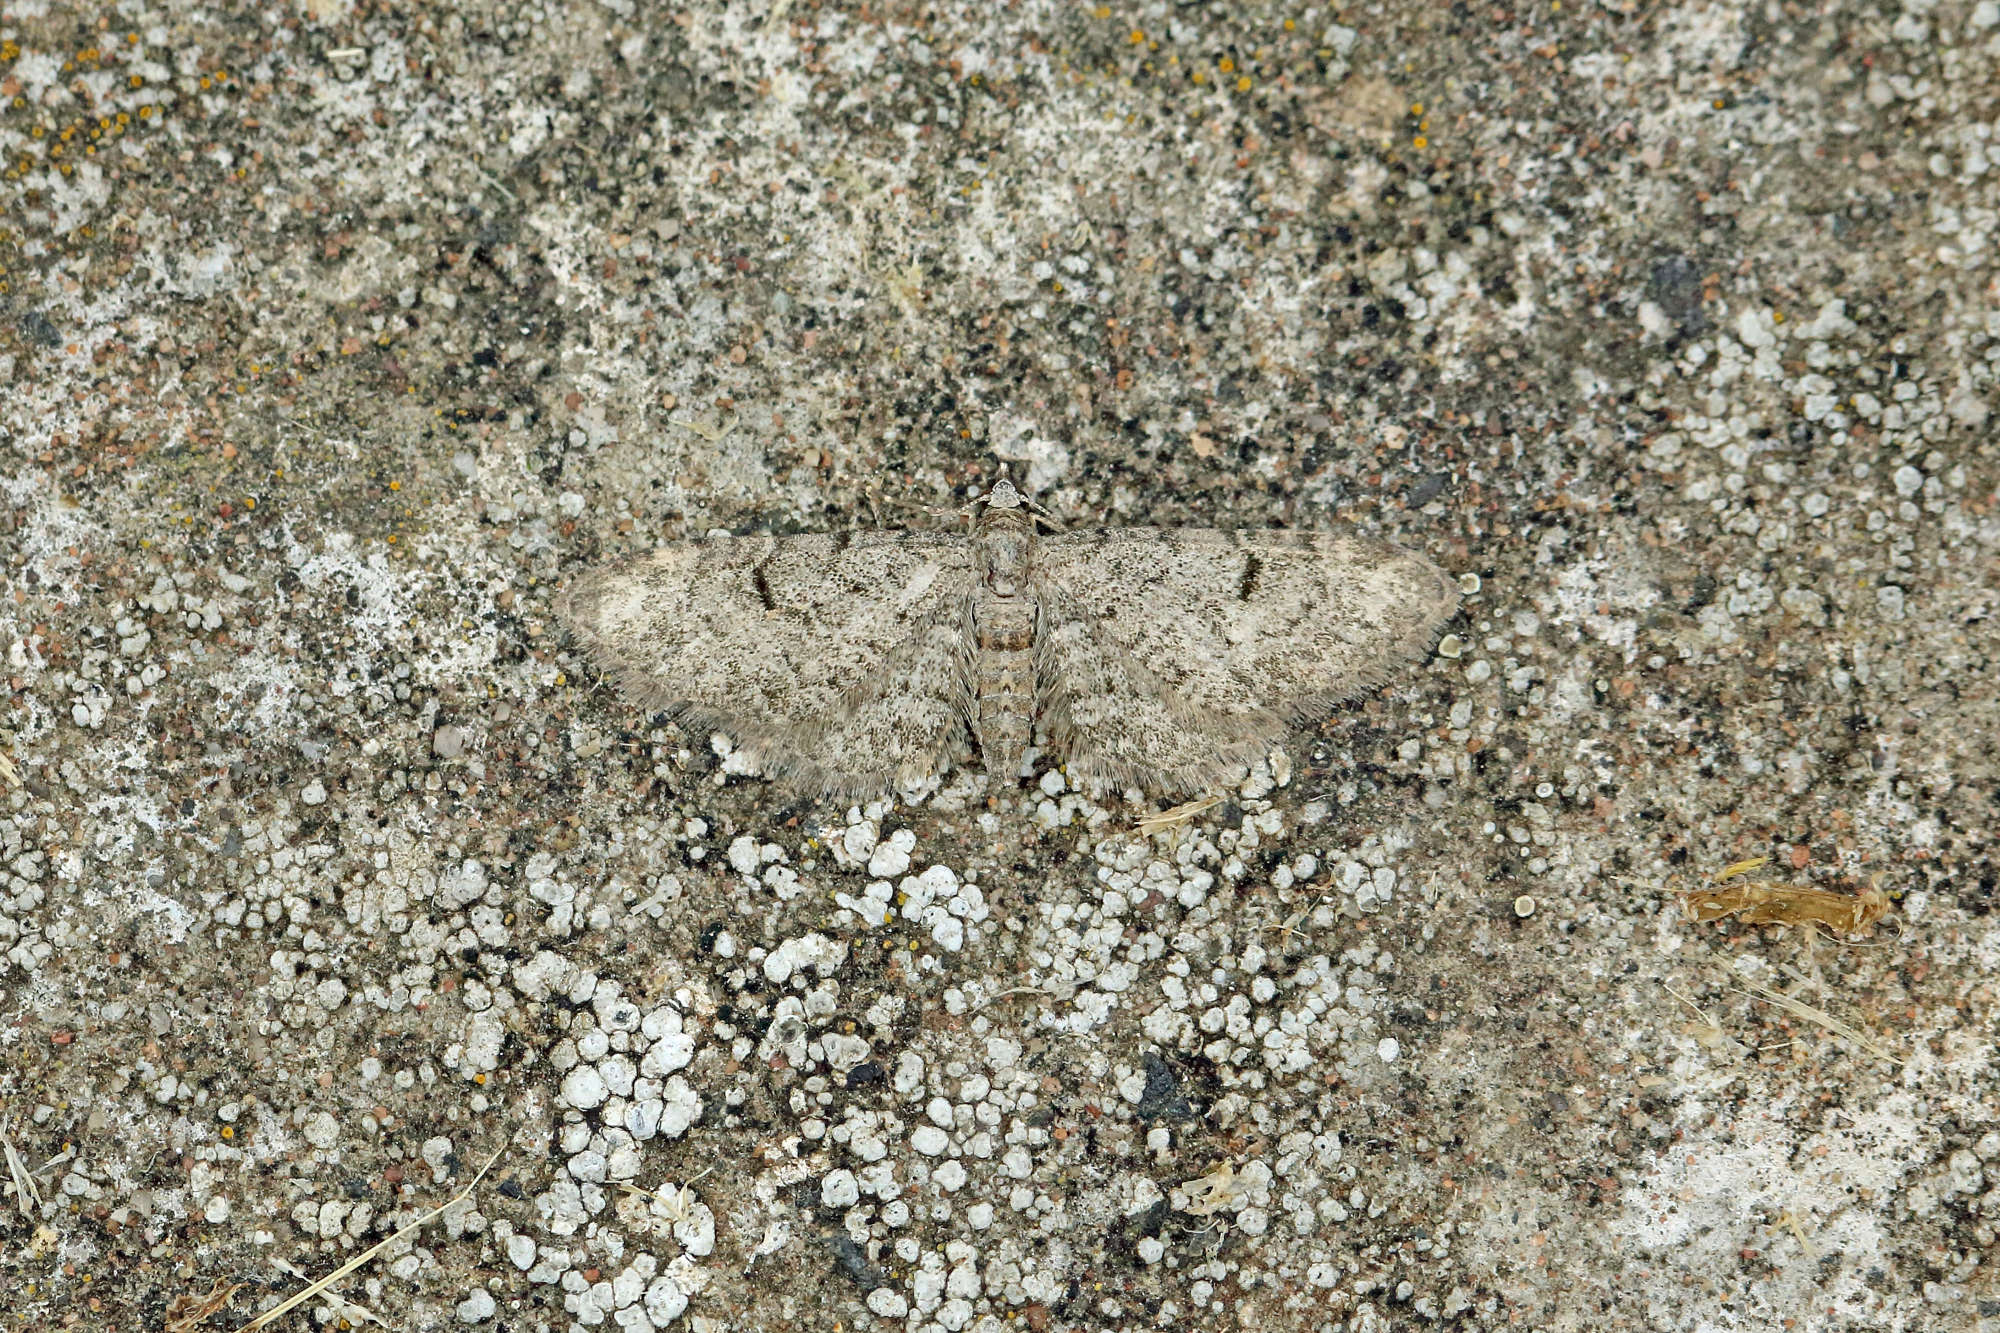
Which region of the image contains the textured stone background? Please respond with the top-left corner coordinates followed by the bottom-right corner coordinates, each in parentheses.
top-left (1, 1), bottom-right (1996, 1330)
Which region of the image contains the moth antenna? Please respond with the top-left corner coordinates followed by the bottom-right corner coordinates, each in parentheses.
top-left (859, 482), bottom-right (957, 530)
top-left (919, 495), bottom-right (980, 526)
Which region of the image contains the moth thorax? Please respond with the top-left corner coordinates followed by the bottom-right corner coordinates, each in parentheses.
top-left (974, 512), bottom-right (1036, 598)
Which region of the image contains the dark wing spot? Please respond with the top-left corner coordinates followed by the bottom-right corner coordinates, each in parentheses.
top-left (751, 565), bottom-right (777, 611)
top-left (1237, 552), bottom-right (1264, 602)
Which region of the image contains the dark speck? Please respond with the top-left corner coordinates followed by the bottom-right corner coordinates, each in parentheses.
top-left (826, 1232), bottom-right (886, 1290)
top-left (1135, 1052), bottom-right (1195, 1122)
top-left (17, 310), bottom-right (59, 347)
top-left (1649, 254), bottom-right (1707, 336)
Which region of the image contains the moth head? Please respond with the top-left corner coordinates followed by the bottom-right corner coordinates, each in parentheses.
top-left (983, 478), bottom-right (1024, 510)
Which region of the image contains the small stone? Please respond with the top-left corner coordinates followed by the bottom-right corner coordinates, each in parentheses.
top-left (823, 1169), bottom-right (860, 1208)
top-left (645, 1277), bottom-right (687, 1324)
top-left (867, 1288), bottom-right (910, 1318)
top-left (657, 1078), bottom-right (701, 1137)
top-left (303, 1110), bottom-right (340, 1149)
top-left (868, 829), bottom-right (916, 878)
top-left (432, 724), bottom-right (466, 759)
top-left (1377, 1037), bottom-right (1401, 1064)
top-left (560, 1065), bottom-right (609, 1110)
top-left (300, 780), bottom-right (327, 806)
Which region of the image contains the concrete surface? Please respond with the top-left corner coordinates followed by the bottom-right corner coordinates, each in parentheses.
top-left (0, 1), bottom-right (1996, 1330)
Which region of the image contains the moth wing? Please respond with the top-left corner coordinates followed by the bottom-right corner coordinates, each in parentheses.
top-left (1036, 528), bottom-right (1459, 727)
top-left (1033, 577), bottom-right (1285, 796)
top-left (559, 533), bottom-right (977, 794)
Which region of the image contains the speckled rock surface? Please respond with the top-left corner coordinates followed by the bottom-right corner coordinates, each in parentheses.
top-left (2, 2), bottom-right (1996, 1331)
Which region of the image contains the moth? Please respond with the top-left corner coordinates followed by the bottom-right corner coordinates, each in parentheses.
top-left (558, 480), bottom-right (1460, 799)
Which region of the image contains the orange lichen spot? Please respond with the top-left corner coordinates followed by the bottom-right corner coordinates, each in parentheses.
top-left (138, 105), bottom-right (152, 118)
top-left (1236, 75), bottom-right (1251, 91)
top-left (1411, 101), bottom-right (1424, 115)
top-left (1413, 135), bottom-right (1428, 149)
top-left (390, 480), bottom-right (402, 491)
top-left (1284, 18), bottom-right (1295, 29)
top-left (1129, 29), bottom-right (1145, 44)
top-left (1095, 3), bottom-right (1111, 15)
top-left (1218, 56), bottom-right (1235, 73)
